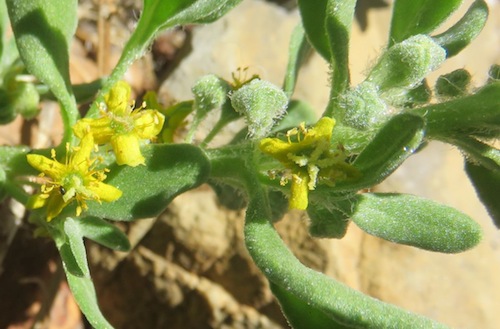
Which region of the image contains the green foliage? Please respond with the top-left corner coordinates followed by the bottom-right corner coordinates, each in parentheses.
top-left (1, 0), bottom-right (498, 328)
top-left (433, 0), bottom-right (489, 58)
top-left (349, 193), bottom-right (482, 253)
top-left (465, 162), bottom-right (500, 228)
top-left (86, 144), bottom-right (210, 221)
top-left (6, 0), bottom-right (78, 143)
top-left (389, 0), bottom-right (462, 45)
top-left (435, 69), bottom-right (472, 98)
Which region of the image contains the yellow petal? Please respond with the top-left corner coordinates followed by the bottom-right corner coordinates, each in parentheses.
top-left (46, 194), bottom-right (67, 221)
top-left (303, 117), bottom-right (335, 143)
top-left (133, 110), bottom-right (165, 139)
top-left (73, 117), bottom-right (114, 144)
top-left (111, 133), bottom-right (145, 166)
top-left (89, 181), bottom-right (123, 202)
top-left (289, 172), bottom-right (310, 210)
top-left (26, 194), bottom-right (48, 209)
top-left (259, 138), bottom-right (293, 163)
top-left (105, 81), bottom-right (131, 116)
top-left (27, 154), bottom-right (65, 178)
top-left (72, 133), bottom-right (94, 172)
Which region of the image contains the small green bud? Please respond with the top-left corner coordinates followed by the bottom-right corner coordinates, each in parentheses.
top-left (338, 82), bottom-right (389, 130)
top-left (435, 69), bottom-right (471, 98)
top-left (186, 74), bottom-right (231, 142)
top-left (368, 35), bottom-right (446, 91)
top-left (231, 79), bottom-right (288, 138)
top-left (11, 82), bottom-right (40, 119)
top-left (0, 81), bottom-right (40, 124)
top-left (192, 74), bottom-right (230, 118)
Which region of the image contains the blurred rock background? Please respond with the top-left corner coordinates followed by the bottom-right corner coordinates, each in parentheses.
top-left (0, 0), bottom-right (499, 328)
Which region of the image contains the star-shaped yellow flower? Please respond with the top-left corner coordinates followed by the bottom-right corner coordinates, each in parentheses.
top-left (259, 117), bottom-right (358, 210)
top-left (26, 134), bottom-right (122, 221)
top-left (73, 81), bottom-right (165, 166)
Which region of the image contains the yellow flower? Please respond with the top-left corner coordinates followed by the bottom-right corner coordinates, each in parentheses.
top-left (259, 117), bottom-right (359, 210)
top-left (26, 134), bottom-right (122, 221)
top-left (73, 81), bottom-right (165, 166)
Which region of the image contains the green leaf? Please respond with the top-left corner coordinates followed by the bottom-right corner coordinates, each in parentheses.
top-left (65, 271), bottom-right (114, 329)
top-left (325, 0), bottom-right (356, 94)
top-left (307, 202), bottom-right (350, 239)
top-left (63, 218), bottom-right (90, 277)
top-left (435, 69), bottom-right (471, 98)
top-left (59, 238), bottom-right (114, 328)
top-left (283, 23), bottom-right (311, 98)
top-left (432, 0), bottom-right (489, 58)
top-left (465, 161), bottom-right (500, 228)
top-left (0, 0), bottom-right (7, 61)
top-left (412, 82), bottom-right (500, 138)
top-left (335, 113), bottom-right (425, 191)
top-left (297, 0), bottom-right (329, 61)
top-left (6, 0), bottom-right (78, 143)
top-left (350, 193), bottom-right (482, 253)
top-left (389, 0), bottom-right (462, 45)
top-left (447, 135), bottom-right (500, 172)
top-left (75, 216), bottom-right (131, 252)
top-left (87, 144), bottom-right (210, 221)
top-left (270, 282), bottom-right (352, 329)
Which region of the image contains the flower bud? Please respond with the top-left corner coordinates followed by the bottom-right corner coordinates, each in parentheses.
top-left (192, 74), bottom-right (230, 119)
top-left (11, 82), bottom-right (40, 119)
top-left (338, 82), bottom-right (389, 130)
top-left (368, 35), bottom-right (446, 91)
top-left (435, 69), bottom-right (471, 98)
top-left (231, 79), bottom-right (288, 138)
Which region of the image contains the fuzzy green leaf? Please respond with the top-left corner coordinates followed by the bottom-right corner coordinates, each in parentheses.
top-left (298, 0), bottom-right (355, 92)
top-left (86, 144), bottom-right (210, 221)
top-left (389, 0), bottom-right (462, 45)
top-left (465, 161), bottom-right (500, 228)
top-left (283, 23), bottom-right (311, 98)
top-left (412, 82), bottom-right (500, 138)
top-left (270, 282), bottom-right (352, 329)
top-left (447, 135), bottom-right (500, 172)
top-left (297, 0), bottom-right (329, 61)
top-left (59, 238), bottom-right (114, 328)
top-left (334, 113), bottom-right (425, 191)
top-left (433, 0), bottom-right (488, 58)
top-left (63, 218), bottom-right (90, 277)
top-left (6, 0), bottom-right (78, 141)
top-left (325, 0), bottom-right (356, 94)
top-left (0, 0), bottom-right (7, 61)
top-left (350, 193), bottom-right (482, 253)
top-left (76, 216), bottom-right (131, 252)
top-left (307, 202), bottom-right (350, 239)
